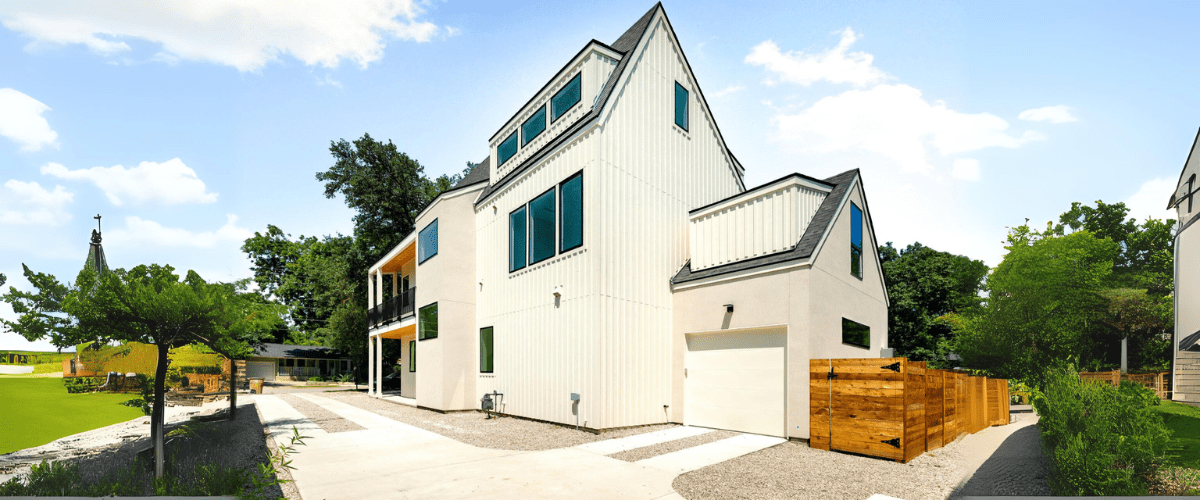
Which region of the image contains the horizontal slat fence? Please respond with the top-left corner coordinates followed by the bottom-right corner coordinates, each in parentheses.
top-left (1079, 370), bottom-right (1170, 399)
top-left (811, 357), bottom-right (1010, 462)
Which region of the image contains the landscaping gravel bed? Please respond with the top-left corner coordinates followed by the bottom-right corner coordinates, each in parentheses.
top-left (276, 393), bottom-right (364, 433)
top-left (322, 391), bottom-right (672, 451)
top-left (609, 430), bottom-right (739, 462)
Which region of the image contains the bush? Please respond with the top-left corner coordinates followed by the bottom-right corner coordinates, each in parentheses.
top-left (62, 377), bottom-right (105, 394)
top-left (180, 365), bottom-right (222, 375)
top-left (1033, 365), bottom-right (1171, 495)
top-left (337, 372), bottom-right (353, 384)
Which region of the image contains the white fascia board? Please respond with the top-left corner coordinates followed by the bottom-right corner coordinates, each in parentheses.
top-left (474, 122), bottom-right (601, 209)
top-left (370, 231), bottom-right (416, 274)
top-left (689, 175), bottom-right (832, 221)
top-left (671, 259), bottom-right (812, 292)
top-left (805, 172), bottom-right (891, 307)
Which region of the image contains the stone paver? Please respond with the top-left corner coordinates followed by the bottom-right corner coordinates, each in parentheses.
top-left (575, 426), bottom-right (712, 455)
top-left (636, 434), bottom-right (787, 474)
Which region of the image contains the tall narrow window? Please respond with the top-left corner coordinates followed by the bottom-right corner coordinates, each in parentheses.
top-left (842, 318), bottom-right (870, 349)
top-left (418, 303), bottom-right (438, 340)
top-left (552, 73), bottom-right (582, 122)
top-left (498, 131), bottom-right (518, 166)
top-left (850, 203), bottom-right (863, 278)
top-left (529, 188), bottom-right (556, 264)
top-left (560, 172), bottom-right (583, 252)
top-left (674, 82), bottom-right (689, 131)
top-left (1189, 174), bottom-right (1196, 213)
top-left (522, 105), bottom-right (547, 146)
top-left (409, 341), bottom-right (416, 372)
top-left (480, 327), bottom-right (494, 373)
top-left (418, 219), bottom-right (438, 264)
top-left (509, 206), bottom-right (527, 272)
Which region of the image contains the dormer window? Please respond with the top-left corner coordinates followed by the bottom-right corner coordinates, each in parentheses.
top-left (552, 73), bottom-right (582, 122)
top-left (498, 131), bottom-right (518, 166)
top-left (522, 105), bottom-right (547, 146)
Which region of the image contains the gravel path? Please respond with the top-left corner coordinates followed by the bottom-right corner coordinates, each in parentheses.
top-left (321, 392), bottom-right (671, 451)
top-left (948, 413), bottom-right (1050, 498)
top-left (609, 430), bottom-right (738, 462)
top-left (276, 393), bottom-right (364, 433)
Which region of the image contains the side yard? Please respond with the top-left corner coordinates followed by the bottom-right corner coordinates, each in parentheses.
top-left (0, 378), bottom-right (143, 454)
top-left (1156, 400), bottom-right (1200, 469)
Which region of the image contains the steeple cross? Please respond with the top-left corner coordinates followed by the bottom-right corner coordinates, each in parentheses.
top-left (94, 214), bottom-right (101, 233)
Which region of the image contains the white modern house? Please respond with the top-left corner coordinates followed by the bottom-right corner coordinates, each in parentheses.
top-left (1170, 128), bottom-right (1200, 402)
top-left (364, 3), bottom-right (890, 441)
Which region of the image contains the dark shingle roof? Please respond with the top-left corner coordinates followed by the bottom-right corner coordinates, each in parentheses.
top-left (671, 169), bottom-right (860, 285)
top-left (1182, 330), bottom-right (1200, 351)
top-left (253, 343), bottom-right (347, 360)
top-left (455, 156), bottom-right (490, 188)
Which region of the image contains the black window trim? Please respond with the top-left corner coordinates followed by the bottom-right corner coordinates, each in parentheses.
top-left (521, 104), bottom-right (548, 147)
top-left (509, 205), bottom-right (528, 273)
top-left (409, 340), bottom-right (416, 372)
top-left (559, 170), bottom-right (584, 253)
top-left (418, 302), bottom-right (438, 341)
top-left (480, 326), bottom-right (494, 374)
top-left (841, 317), bottom-right (870, 349)
top-left (551, 72), bottom-right (583, 124)
top-left (418, 217), bottom-right (439, 265)
top-left (498, 130), bottom-right (519, 167)
top-left (528, 185), bottom-right (558, 266)
top-left (674, 81), bottom-right (689, 132)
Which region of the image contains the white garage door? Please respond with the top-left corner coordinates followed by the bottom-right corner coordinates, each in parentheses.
top-left (685, 327), bottom-right (786, 437)
top-left (247, 361), bottom-right (276, 381)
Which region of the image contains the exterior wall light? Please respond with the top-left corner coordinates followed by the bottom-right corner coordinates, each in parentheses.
top-left (553, 286), bottom-right (563, 298)
top-left (724, 304), bottom-right (734, 313)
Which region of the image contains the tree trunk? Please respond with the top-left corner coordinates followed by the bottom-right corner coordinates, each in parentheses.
top-left (228, 358), bottom-right (237, 419)
top-left (153, 344), bottom-right (169, 479)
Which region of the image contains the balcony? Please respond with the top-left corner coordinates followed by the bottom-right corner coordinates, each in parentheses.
top-left (368, 287), bottom-right (416, 329)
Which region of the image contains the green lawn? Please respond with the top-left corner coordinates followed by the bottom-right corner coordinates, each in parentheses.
top-left (1156, 400), bottom-right (1200, 469)
top-left (0, 378), bottom-right (144, 454)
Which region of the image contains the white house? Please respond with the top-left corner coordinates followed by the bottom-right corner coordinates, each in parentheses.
top-left (1171, 128), bottom-right (1200, 402)
top-left (363, 3), bottom-right (890, 441)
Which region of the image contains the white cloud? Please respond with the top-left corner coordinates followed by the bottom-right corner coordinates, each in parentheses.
top-left (951, 158), bottom-right (981, 181)
top-left (108, 214), bottom-right (252, 249)
top-left (0, 0), bottom-right (441, 72)
top-left (1018, 105), bottom-right (1077, 124)
top-left (0, 179), bottom-right (72, 225)
top-left (41, 158), bottom-right (218, 206)
top-left (745, 28), bottom-right (887, 87)
top-left (1125, 177), bottom-right (1178, 224)
top-left (771, 84), bottom-right (1041, 173)
top-left (0, 88), bottom-right (58, 152)
top-left (712, 85), bottom-right (745, 98)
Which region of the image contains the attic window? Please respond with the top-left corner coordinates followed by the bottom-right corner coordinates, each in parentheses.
top-left (674, 82), bottom-right (689, 131)
top-left (1189, 174), bottom-right (1196, 213)
top-left (850, 202), bottom-right (863, 279)
top-left (498, 131), bottom-right (518, 166)
top-left (552, 73), bottom-right (582, 122)
top-left (522, 105), bottom-right (547, 146)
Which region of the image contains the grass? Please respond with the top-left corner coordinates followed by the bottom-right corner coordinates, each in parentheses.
top-left (0, 378), bottom-right (144, 454)
top-left (1155, 400), bottom-right (1200, 469)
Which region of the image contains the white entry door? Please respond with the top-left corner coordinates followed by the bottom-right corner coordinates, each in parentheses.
top-left (685, 327), bottom-right (786, 437)
top-left (247, 360), bottom-right (276, 381)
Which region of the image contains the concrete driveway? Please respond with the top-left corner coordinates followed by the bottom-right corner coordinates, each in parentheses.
top-left (255, 393), bottom-right (691, 500)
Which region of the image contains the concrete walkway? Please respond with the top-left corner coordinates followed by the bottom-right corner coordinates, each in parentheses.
top-left (574, 426), bottom-right (712, 455)
top-left (635, 434), bottom-right (787, 474)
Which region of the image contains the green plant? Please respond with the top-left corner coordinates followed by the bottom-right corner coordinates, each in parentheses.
top-left (309, 375), bottom-right (324, 382)
top-left (180, 365), bottom-right (222, 375)
top-left (62, 376), bottom-right (105, 393)
top-left (136, 374), bottom-right (155, 415)
top-left (246, 426), bottom-right (308, 499)
top-left (337, 372), bottom-right (353, 383)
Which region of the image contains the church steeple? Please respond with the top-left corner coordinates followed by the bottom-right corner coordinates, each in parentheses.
top-left (85, 214), bottom-right (108, 273)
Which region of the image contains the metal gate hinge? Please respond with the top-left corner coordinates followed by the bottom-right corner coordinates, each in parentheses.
top-left (881, 362), bottom-right (901, 372)
top-left (827, 368), bottom-right (837, 380)
top-left (882, 438), bottom-right (900, 448)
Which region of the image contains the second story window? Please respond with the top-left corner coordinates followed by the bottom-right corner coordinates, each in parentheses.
top-left (674, 82), bottom-right (689, 131)
top-left (419, 303), bottom-right (438, 340)
top-left (560, 172), bottom-right (583, 252)
top-left (529, 188), bottom-right (556, 264)
top-left (498, 131), bottom-right (518, 166)
top-left (850, 202), bottom-right (863, 279)
top-left (552, 73), bottom-right (582, 122)
top-left (1188, 174), bottom-right (1196, 213)
top-left (418, 219), bottom-right (438, 264)
top-left (509, 206), bottom-right (527, 272)
top-left (522, 105), bottom-right (547, 146)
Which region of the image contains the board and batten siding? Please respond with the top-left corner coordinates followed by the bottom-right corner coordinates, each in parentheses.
top-left (592, 15), bottom-right (742, 429)
top-left (689, 180), bottom-right (828, 271)
top-left (490, 47), bottom-right (620, 182)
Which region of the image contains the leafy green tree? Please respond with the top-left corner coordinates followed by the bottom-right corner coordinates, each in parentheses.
top-left (1051, 200), bottom-right (1175, 296)
top-left (2, 265), bottom-right (74, 345)
top-left (878, 242), bottom-right (988, 364)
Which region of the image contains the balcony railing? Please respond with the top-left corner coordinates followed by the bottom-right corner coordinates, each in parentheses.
top-left (368, 287), bottom-right (416, 329)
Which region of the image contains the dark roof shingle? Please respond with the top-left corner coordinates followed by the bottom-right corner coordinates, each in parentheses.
top-left (455, 156), bottom-right (490, 188)
top-left (253, 343), bottom-right (347, 359)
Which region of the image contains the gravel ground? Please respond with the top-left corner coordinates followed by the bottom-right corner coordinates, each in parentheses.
top-left (948, 417), bottom-right (1050, 498)
top-left (276, 393), bottom-right (364, 433)
top-left (609, 430), bottom-right (738, 462)
top-left (322, 392), bottom-right (672, 451)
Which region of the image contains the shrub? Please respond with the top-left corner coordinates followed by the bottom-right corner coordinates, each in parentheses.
top-left (309, 375), bottom-right (324, 382)
top-left (1033, 365), bottom-right (1170, 495)
top-left (62, 377), bottom-right (105, 393)
top-left (337, 372), bottom-right (353, 384)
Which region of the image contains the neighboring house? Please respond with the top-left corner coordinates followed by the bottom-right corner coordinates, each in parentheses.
top-left (1171, 128), bottom-right (1200, 402)
top-left (245, 343), bottom-right (352, 382)
top-left (364, 3), bottom-right (889, 441)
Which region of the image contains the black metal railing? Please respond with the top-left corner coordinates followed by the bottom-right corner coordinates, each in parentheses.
top-left (368, 287), bottom-right (416, 329)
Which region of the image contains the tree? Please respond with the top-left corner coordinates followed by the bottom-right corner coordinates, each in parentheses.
top-left (1051, 200), bottom-right (1176, 296)
top-left (878, 242), bottom-right (988, 364)
top-left (1098, 288), bottom-right (1172, 372)
top-left (2, 265), bottom-right (74, 345)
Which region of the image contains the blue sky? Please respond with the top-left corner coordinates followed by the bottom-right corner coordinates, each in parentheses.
top-left (1, 1), bottom-right (1195, 351)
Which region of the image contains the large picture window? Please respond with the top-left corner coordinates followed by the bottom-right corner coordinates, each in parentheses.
top-left (560, 172), bottom-right (583, 252)
top-left (674, 82), bottom-right (689, 131)
top-left (498, 131), bottom-right (518, 166)
top-left (529, 188), bottom-right (556, 264)
top-left (409, 341), bottom-right (416, 372)
top-left (552, 73), bottom-right (582, 122)
top-left (480, 327), bottom-right (493, 373)
top-left (522, 105), bottom-right (547, 146)
top-left (418, 303), bottom-right (438, 340)
top-left (509, 206), bottom-right (527, 272)
top-left (842, 318), bottom-right (870, 349)
top-left (850, 203), bottom-right (863, 278)
top-left (418, 219), bottom-right (438, 264)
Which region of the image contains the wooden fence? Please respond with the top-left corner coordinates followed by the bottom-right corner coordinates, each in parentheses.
top-left (811, 357), bottom-right (1010, 462)
top-left (1078, 370), bottom-right (1170, 399)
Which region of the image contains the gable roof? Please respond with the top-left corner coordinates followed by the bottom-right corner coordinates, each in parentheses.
top-left (671, 169), bottom-right (862, 285)
top-left (455, 156), bottom-right (490, 188)
top-left (253, 343), bottom-right (347, 360)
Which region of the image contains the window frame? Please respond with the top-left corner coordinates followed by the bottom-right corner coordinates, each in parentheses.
top-left (418, 218), bottom-right (438, 264)
top-left (850, 202), bottom-right (863, 279)
top-left (521, 105), bottom-right (548, 146)
top-left (509, 205), bottom-right (527, 272)
top-left (1188, 174), bottom-right (1196, 213)
top-left (674, 81), bottom-right (689, 132)
top-left (559, 170), bottom-right (584, 253)
top-left (497, 130), bottom-right (519, 166)
top-left (528, 186), bottom-right (557, 265)
top-left (551, 73), bottom-right (582, 123)
top-left (418, 302), bottom-right (438, 340)
top-left (409, 340), bottom-right (416, 372)
top-left (480, 326), bottom-right (494, 374)
top-left (841, 317), bottom-right (870, 349)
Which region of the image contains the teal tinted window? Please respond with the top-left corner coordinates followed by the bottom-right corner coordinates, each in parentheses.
top-left (522, 106), bottom-right (547, 146)
top-left (842, 318), bottom-right (869, 348)
top-left (509, 206), bottom-right (527, 272)
top-left (674, 82), bottom-right (688, 131)
top-left (560, 173), bottom-right (583, 252)
top-left (498, 131), bottom-right (518, 166)
top-left (409, 341), bottom-right (416, 372)
top-left (419, 303), bottom-right (438, 340)
top-left (552, 73), bottom-right (582, 122)
top-left (529, 189), bottom-right (556, 264)
top-left (850, 203), bottom-right (862, 278)
top-left (418, 219), bottom-right (438, 264)
top-left (480, 327), bottom-right (493, 373)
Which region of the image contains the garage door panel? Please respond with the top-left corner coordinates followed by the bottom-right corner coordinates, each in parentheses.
top-left (686, 367), bottom-right (785, 388)
top-left (688, 349), bottom-right (785, 369)
top-left (247, 361), bottom-right (275, 381)
top-left (688, 384), bottom-right (783, 410)
top-left (685, 327), bottom-right (786, 438)
top-left (688, 403), bottom-right (783, 437)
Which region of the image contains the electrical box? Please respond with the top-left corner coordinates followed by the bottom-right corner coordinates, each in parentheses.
top-left (570, 393), bottom-right (580, 401)
top-left (481, 394), bottom-right (494, 411)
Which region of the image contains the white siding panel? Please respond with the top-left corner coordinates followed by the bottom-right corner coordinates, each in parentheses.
top-left (688, 182), bottom-right (828, 271)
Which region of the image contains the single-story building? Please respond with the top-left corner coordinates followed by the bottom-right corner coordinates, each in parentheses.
top-left (246, 343), bottom-right (353, 382)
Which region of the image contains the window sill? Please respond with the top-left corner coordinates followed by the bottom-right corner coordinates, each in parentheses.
top-left (508, 247), bottom-right (587, 277)
top-left (842, 342), bottom-right (870, 350)
top-left (673, 124), bottom-right (690, 137)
